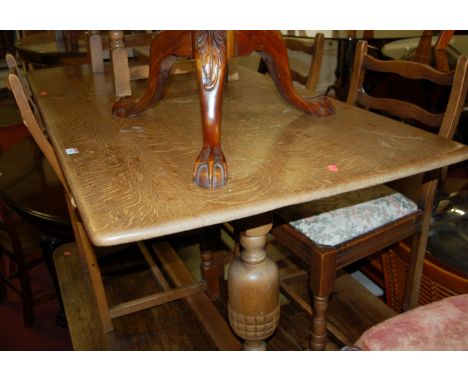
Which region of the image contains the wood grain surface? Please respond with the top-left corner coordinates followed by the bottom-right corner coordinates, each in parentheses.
top-left (28, 65), bottom-right (468, 246)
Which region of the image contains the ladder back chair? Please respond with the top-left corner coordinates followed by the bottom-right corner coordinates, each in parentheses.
top-left (283, 32), bottom-right (325, 93)
top-left (7, 71), bottom-right (221, 335)
top-left (272, 40), bottom-right (468, 350)
top-left (1, 53), bottom-right (60, 326)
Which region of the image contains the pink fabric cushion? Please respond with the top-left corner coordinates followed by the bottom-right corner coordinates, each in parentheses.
top-left (355, 294), bottom-right (468, 350)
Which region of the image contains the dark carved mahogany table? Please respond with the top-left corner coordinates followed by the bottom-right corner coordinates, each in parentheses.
top-left (112, 31), bottom-right (335, 189)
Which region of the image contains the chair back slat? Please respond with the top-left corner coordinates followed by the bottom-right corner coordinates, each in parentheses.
top-left (8, 73), bottom-right (69, 193)
top-left (348, 40), bottom-right (468, 140)
top-left (284, 38), bottom-right (316, 55)
top-left (5, 53), bottom-right (48, 132)
top-left (363, 55), bottom-right (454, 85)
top-left (356, 92), bottom-right (444, 128)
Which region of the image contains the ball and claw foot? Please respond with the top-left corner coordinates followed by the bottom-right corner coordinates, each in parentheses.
top-left (304, 95), bottom-right (336, 117)
top-left (193, 146), bottom-right (227, 189)
top-left (112, 96), bottom-right (140, 118)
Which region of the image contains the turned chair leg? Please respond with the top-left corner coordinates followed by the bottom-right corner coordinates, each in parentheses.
top-left (310, 294), bottom-right (333, 351)
top-left (200, 226), bottom-right (223, 299)
top-left (309, 251), bottom-right (337, 351)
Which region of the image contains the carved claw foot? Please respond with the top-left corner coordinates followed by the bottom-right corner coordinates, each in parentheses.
top-left (112, 96), bottom-right (140, 117)
top-left (193, 146), bottom-right (227, 189)
top-left (303, 95), bottom-right (336, 116)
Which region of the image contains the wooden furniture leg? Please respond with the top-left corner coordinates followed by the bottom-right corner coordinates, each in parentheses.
top-left (402, 180), bottom-right (439, 311)
top-left (113, 31), bottom-right (334, 189)
top-left (227, 217), bottom-right (280, 350)
top-left (235, 30), bottom-right (335, 116)
top-left (200, 226), bottom-right (223, 299)
top-left (65, 196), bottom-right (113, 332)
top-left (309, 249), bottom-right (337, 351)
top-left (192, 31), bottom-right (228, 189)
top-left (112, 30), bottom-right (192, 117)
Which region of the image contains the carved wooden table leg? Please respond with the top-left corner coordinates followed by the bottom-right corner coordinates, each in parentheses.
top-left (235, 30), bottom-right (335, 116)
top-left (227, 218), bottom-right (280, 351)
top-left (112, 30), bottom-right (192, 117)
top-left (112, 30), bottom-right (334, 189)
top-left (192, 31), bottom-right (228, 189)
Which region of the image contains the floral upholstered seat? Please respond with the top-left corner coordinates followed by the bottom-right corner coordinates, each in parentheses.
top-left (354, 294), bottom-right (468, 350)
top-left (285, 184), bottom-right (419, 247)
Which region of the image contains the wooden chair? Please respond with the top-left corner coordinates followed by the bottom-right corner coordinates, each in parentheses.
top-left (283, 33), bottom-right (325, 93)
top-left (0, 194), bottom-right (56, 326)
top-left (1, 53), bottom-right (59, 326)
top-left (7, 71), bottom-right (238, 347)
top-left (87, 31), bottom-right (153, 97)
top-left (87, 31), bottom-right (202, 98)
top-left (382, 242), bottom-right (468, 312)
top-left (272, 40), bottom-right (468, 350)
top-left (5, 53), bottom-right (45, 129)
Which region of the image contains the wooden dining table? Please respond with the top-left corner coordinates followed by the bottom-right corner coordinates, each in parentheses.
top-left (15, 31), bottom-right (88, 68)
top-left (27, 63), bottom-right (468, 350)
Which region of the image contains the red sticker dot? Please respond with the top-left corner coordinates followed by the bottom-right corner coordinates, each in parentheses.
top-left (327, 164), bottom-right (338, 172)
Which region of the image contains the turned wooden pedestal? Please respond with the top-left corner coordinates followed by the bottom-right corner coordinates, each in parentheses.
top-left (227, 218), bottom-right (279, 351)
top-left (112, 30), bottom-right (334, 189)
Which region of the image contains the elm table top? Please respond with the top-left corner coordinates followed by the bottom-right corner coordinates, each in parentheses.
top-left (28, 65), bottom-right (468, 246)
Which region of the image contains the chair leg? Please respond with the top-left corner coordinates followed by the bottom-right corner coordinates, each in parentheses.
top-left (310, 295), bottom-right (330, 350)
top-left (66, 197), bottom-right (113, 332)
top-left (201, 225), bottom-right (232, 299)
top-left (75, 218), bottom-right (113, 332)
top-left (16, 251), bottom-right (34, 327)
top-left (40, 232), bottom-right (68, 326)
top-left (402, 180), bottom-right (437, 311)
top-left (309, 250), bottom-right (337, 351)
top-left (200, 248), bottom-right (219, 299)
top-left (402, 232), bottom-right (427, 311)
top-left (0, 251), bottom-right (6, 303)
